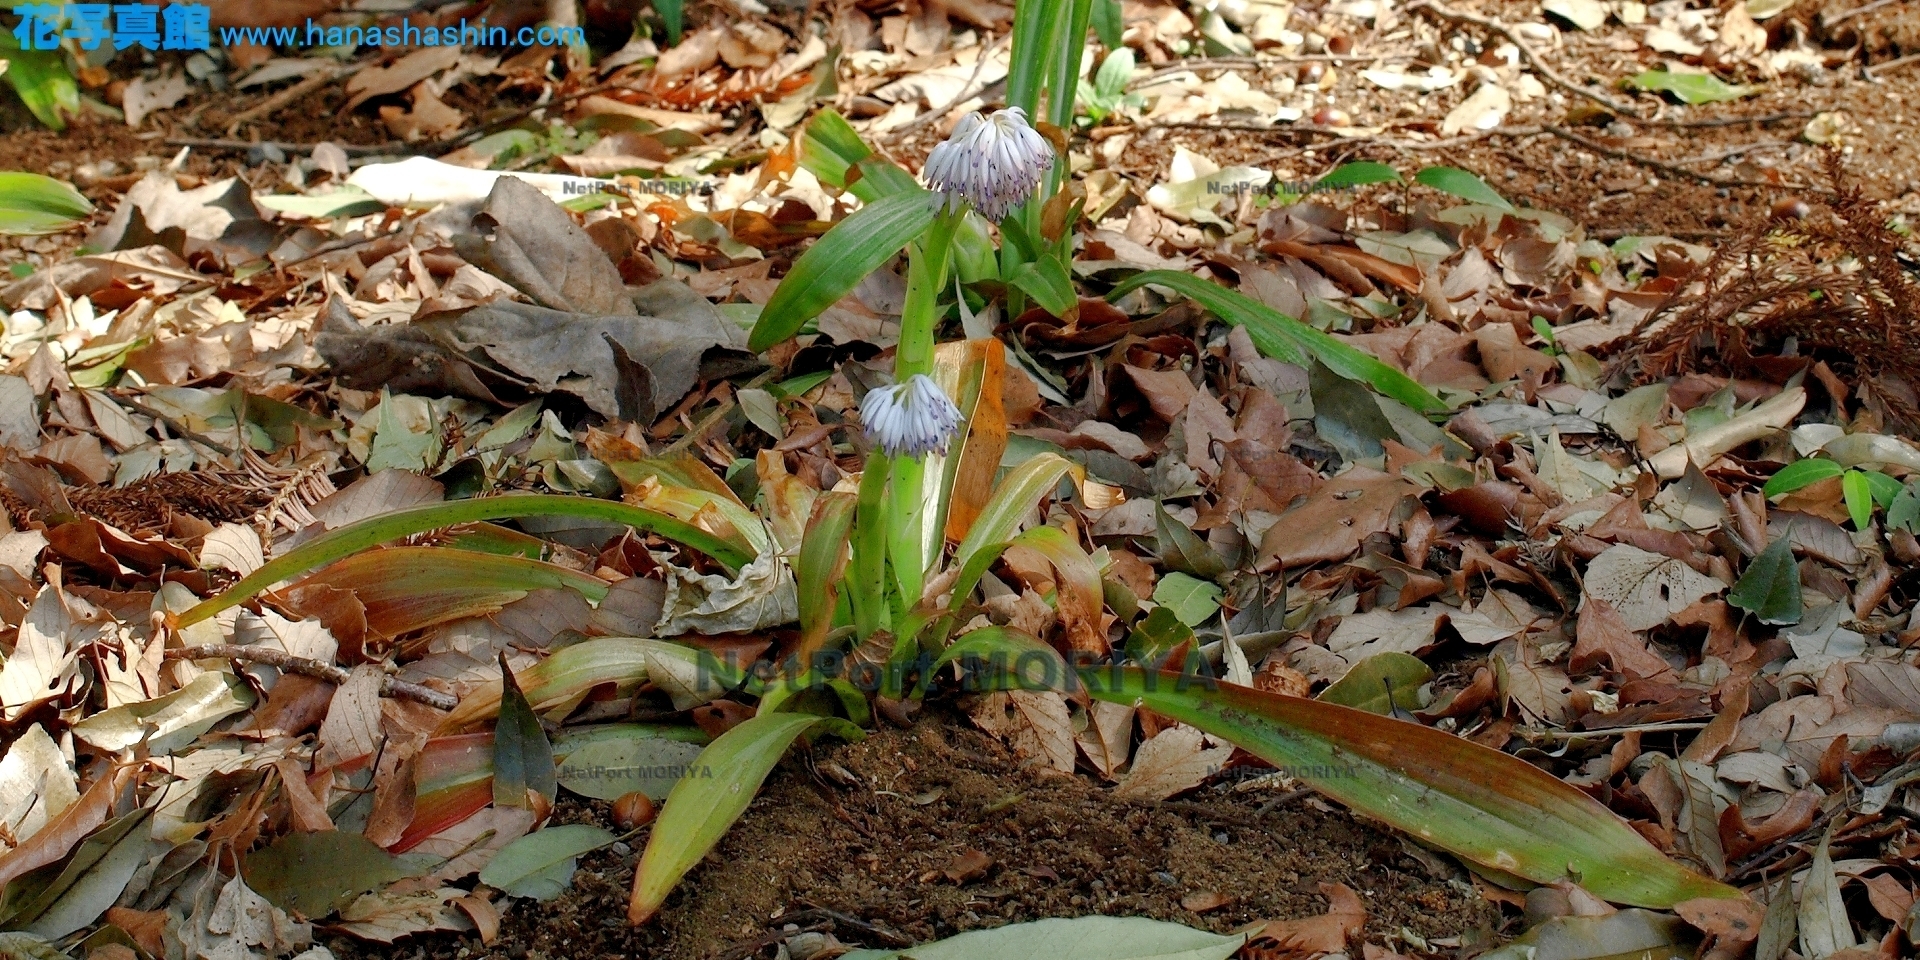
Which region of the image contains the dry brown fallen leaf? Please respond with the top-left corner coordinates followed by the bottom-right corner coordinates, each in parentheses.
top-left (1113, 725), bottom-right (1234, 801)
top-left (1246, 882), bottom-right (1367, 954)
top-left (941, 849), bottom-right (993, 884)
top-left (970, 690), bottom-right (1076, 774)
top-left (1258, 469), bottom-right (1421, 570)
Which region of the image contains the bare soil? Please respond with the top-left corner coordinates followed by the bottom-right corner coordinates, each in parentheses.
top-left (327, 711), bottom-right (1502, 960)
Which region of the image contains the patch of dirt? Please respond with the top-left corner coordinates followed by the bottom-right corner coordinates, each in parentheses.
top-left (328, 711), bottom-right (1502, 960)
top-left (1103, 0), bottom-right (1920, 239)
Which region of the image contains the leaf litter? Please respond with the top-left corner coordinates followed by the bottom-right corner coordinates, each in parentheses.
top-left (0, 1), bottom-right (1919, 959)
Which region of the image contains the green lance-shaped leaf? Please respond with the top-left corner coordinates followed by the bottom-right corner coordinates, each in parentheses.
top-left (798, 109), bottom-right (920, 199)
top-left (748, 190), bottom-right (938, 352)
top-left (1627, 70), bottom-right (1756, 105)
top-left (242, 831), bottom-right (410, 920)
top-left (296, 545), bottom-right (611, 639)
top-left (479, 824), bottom-right (616, 901)
top-left (440, 638), bottom-right (697, 733)
top-left (1413, 166), bottom-right (1517, 213)
top-left (1729, 534), bottom-right (1803, 626)
top-left (1316, 161), bottom-right (1402, 191)
top-left (1842, 470), bottom-right (1875, 530)
top-left (1106, 270), bottom-right (1447, 414)
top-left (949, 453), bottom-right (1081, 605)
top-left (1763, 457), bottom-right (1844, 497)
top-left (0, 172), bottom-right (93, 235)
top-left (628, 712), bottom-right (861, 923)
top-left (1078, 667), bottom-right (1741, 908)
top-left (173, 494), bottom-right (752, 628)
top-left (795, 492), bottom-right (857, 660)
top-left (0, 41), bottom-right (80, 131)
top-left (494, 652), bottom-right (557, 808)
top-left (1318, 652), bottom-right (1433, 715)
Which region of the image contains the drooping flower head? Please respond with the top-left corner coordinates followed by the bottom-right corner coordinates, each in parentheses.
top-left (861, 374), bottom-right (964, 459)
top-left (921, 107), bottom-right (1055, 221)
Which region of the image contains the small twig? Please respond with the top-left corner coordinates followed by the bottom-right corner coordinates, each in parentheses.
top-left (1133, 53), bottom-right (1414, 86)
top-left (1867, 51), bottom-right (1920, 78)
top-left (226, 63), bottom-right (366, 137)
top-left (1406, 0), bottom-right (1644, 118)
top-left (424, 80), bottom-right (625, 156)
top-left (1519, 721), bottom-right (1713, 739)
top-left (116, 395), bottom-right (237, 457)
top-left (1645, 111), bottom-right (1815, 129)
top-left (1543, 125), bottom-right (1807, 190)
top-left (887, 34), bottom-right (1010, 138)
top-left (164, 137), bottom-right (409, 157)
top-left (1670, 140), bottom-right (1791, 166)
top-left (785, 904), bottom-right (915, 948)
top-left (167, 644), bottom-right (459, 710)
top-left (1826, 0), bottom-right (1901, 26)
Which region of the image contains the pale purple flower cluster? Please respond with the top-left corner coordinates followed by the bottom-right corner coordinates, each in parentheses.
top-left (921, 107), bottom-right (1055, 221)
top-left (861, 374), bottom-right (964, 458)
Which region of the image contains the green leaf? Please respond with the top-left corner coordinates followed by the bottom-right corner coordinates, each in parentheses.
top-left (0, 41), bottom-right (80, 131)
top-left (798, 110), bottom-right (920, 200)
top-left (932, 626), bottom-right (1066, 690)
top-left (1093, 46), bottom-right (1134, 101)
top-left (1127, 606), bottom-right (1195, 666)
top-left (556, 736), bottom-right (708, 801)
top-left (629, 713), bottom-right (859, 923)
top-left (1077, 668), bottom-right (1740, 908)
top-left (0, 172), bottom-right (92, 235)
top-left (1316, 161), bottom-right (1401, 190)
top-left (1154, 500), bottom-right (1228, 579)
top-left (950, 453), bottom-right (1080, 606)
top-left (174, 493), bottom-right (753, 628)
top-left (1888, 481), bottom-right (1920, 534)
top-left (1317, 652), bottom-right (1433, 715)
top-left (242, 831), bottom-right (411, 920)
top-left (841, 915), bottom-right (1245, 960)
top-left (1843, 470), bottom-right (1875, 530)
top-left (795, 492), bottom-right (856, 659)
top-left (1862, 469), bottom-right (1904, 508)
top-left (748, 189), bottom-right (937, 352)
top-left (1152, 572), bottom-right (1223, 627)
top-left (1007, 253), bottom-right (1077, 318)
top-left (653, 0), bottom-right (684, 45)
top-left (1727, 534), bottom-right (1802, 626)
top-left (1628, 70), bottom-right (1757, 105)
top-left (1091, 0), bottom-right (1125, 50)
top-left (1105, 270), bottom-right (1447, 414)
top-left (1763, 458), bottom-right (1844, 497)
top-left (478, 824), bottom-right (616, 901)
top-left (1413, 166), bottom-right (1516, 213)
top-left (494, 652), bottom-right (557, 808)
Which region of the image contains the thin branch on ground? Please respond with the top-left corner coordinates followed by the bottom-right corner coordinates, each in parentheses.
top-left (1133, 53), bottom-right (1416, 86)
top-left (1405, 0), bottom-right (1645, 118)
top-left (1543, 125), bottom-right (1811, 191)
top-left (166, 644), bottom-right (460, 710)
top-left (164, 137), bottom-right (409, 157)
top-left (1825, 0), bottom-right (1902, 26)
top-left (225, 63), bottom-right (367, 137)
top-left (886, 33), bottom-right (1010, 139)
top-left (1867, 51), bottom-right (1920, 78)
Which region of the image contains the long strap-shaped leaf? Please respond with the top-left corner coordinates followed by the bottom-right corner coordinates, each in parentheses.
top-left (628, 712), bottom-right (857, 923)
top-left (748, 189), bottom-right (938, 352)
top-left (1085, 667), bottom-right (1738, 908)
top-left (173, 494), bottom-right (752, 628)
top-left (1106, 270), bottom-right (1448, 414)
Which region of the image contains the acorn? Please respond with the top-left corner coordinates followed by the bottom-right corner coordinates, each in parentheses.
top-left (1297, 62), bottom-right (1326, 85)
top-left (1770, 197), bottom-right (1811, 220)
top-left (1327, 34), bottom-right (1353, 55)
top-left (1312, 107), bottom-right (1353, 127)
top-left (612, 791), bottom-right (658, 830)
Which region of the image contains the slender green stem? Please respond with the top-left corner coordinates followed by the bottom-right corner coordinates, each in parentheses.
top-left (850, 452), bottom-right (891, 641)
top-left (887, 210), bottom-right (963, 609)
